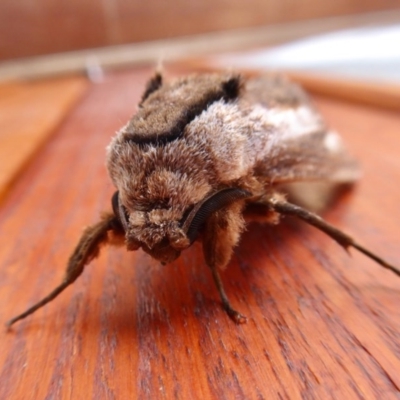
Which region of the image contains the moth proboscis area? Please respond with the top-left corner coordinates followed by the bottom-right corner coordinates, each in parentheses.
top-left (6, 71), bottom-right (400, 328)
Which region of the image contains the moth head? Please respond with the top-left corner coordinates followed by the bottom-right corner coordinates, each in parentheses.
top-left (111, 188), bottom-right (251, 264)
top-left (112, 191), bottom-right (190, 263)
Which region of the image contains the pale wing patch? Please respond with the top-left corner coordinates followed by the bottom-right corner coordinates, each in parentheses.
top-left (323, 130), bottom-right (343, 153)
top-left (246, 104), bottom-right (325, 165)
top-left (258, 105), bottom-right (323, 141)
top-left (244, 102), bottom-right (361, 185)
top-left (187, 102), bottom-right (326, 183)
top-left (184, 99), bottom-right (359, 187)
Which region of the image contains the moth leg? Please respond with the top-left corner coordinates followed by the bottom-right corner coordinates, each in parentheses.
top-left (202, 205), bottom-right (247, 324)
top-left (6, 212), bottom-right (123, 328)
top-left (269, 198), bottom-right (400, 277)
top-left (209, 262), bottom-right (247, 324)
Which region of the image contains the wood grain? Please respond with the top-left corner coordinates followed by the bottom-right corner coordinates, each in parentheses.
top-left (0, 67), bottom-right (399, 399)
top-left (0, 76), bottom-right (88, 203)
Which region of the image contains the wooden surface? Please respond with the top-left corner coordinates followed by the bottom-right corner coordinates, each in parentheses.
top-left (0, 67), bottom-right (400, 399)
top-left (0, 77), bottom-right (88, 203)
top-left (2, 1), bottom-right (400, 60)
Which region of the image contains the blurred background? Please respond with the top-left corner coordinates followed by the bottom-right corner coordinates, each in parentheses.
top-left (1, 0), bottom-right (400, 187)
top-left (1, 0), bottom-right (400, 82)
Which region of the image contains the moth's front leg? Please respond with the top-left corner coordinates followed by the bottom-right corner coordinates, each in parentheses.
top-left (7, 212), bottom-right (124, 327)
top-left (202, 204), bottom-right (247, 324)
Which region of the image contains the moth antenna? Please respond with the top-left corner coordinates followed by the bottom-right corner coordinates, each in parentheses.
top-left (270, 199), bottom-right (400, 278)
top-left (6, 213), bottom-right (121, 328)
top-left (181, 188), bottom-right (251, 244)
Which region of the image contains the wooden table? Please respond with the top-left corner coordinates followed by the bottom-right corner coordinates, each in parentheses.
top-left (0, 66), bottom-right (399, 399)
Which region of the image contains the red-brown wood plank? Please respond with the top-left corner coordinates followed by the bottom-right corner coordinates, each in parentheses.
top-left (0, 67), bottom-right (399, 399)
top-left (0, 76), bottom-right (88, 203)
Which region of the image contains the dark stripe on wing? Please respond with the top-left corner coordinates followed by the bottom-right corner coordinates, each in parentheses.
top-left (124, 75), bottom-right (241, 148)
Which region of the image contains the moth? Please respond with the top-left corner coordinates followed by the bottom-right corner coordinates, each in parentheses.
top-left (7, 72), bottom-right (400, 327)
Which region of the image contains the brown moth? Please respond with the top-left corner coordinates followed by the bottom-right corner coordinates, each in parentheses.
top-left (7, 72), bottom-right (400, 327)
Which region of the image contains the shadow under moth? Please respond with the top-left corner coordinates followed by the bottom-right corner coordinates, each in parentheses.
top-left (7, 72), bottom-right (400, 327)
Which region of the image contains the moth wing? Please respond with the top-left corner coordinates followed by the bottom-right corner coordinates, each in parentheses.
top-left (243, 75), bottom-right (361, 211)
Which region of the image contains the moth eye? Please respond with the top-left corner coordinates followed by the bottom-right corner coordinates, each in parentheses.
top-left (111, 191), bottom-right (130, 232)
top-left (111, 191), bottom-right (120, 220)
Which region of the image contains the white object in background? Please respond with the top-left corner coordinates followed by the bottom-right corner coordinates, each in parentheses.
top-left (217, 24), bottom-right (400, 84)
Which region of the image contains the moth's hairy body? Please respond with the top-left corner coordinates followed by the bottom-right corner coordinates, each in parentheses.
top-left (107, 73), bottom-right (358, 264)
top-left (7, 72), bottom-right (400, 327)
